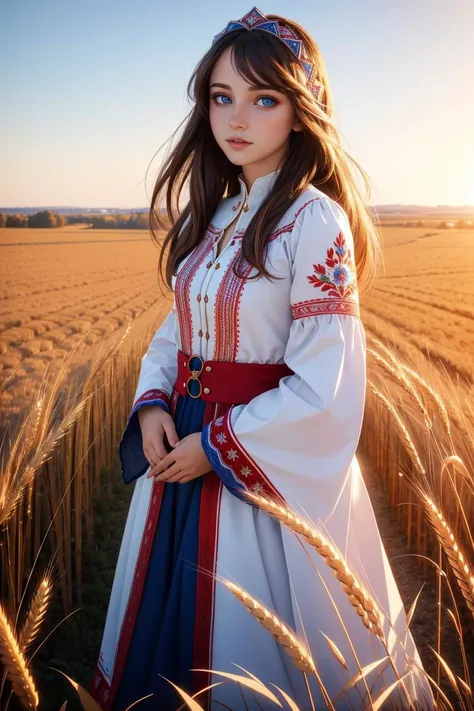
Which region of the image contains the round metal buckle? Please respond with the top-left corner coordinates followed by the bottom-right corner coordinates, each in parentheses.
top-left (186, 354), bottom-right (204, 399)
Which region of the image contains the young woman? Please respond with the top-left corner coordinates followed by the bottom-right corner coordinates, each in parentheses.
top-left (90, 7), bottom-right (433, 710)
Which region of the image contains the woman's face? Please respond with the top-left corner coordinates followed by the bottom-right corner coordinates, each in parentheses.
top-left (209, 46), bottom-right (302, 181)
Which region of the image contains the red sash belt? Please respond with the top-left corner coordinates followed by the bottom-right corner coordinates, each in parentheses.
top-left (174, 349), bottom-right (294, 405)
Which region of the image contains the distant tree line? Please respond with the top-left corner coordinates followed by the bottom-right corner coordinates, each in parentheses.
top-left (386, 218), bottom-right (473, 229)
top-left (436, 219), bottom-right (472, 229)
top-left (0, 210), bottom-right (65, 227)
top-left (0, 210), bottom-right (156, 229)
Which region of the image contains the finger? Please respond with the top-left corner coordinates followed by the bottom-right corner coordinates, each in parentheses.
top-left (148, 457), bottom-right (173, 479)
top-left (152, 431), bottom-right (169, 460)
top-left (155, 463), bottom-right (181, 481)
top-left (150, 450), bottom-right (176, 475)
top-left (163, 469), bottom-right (187, 483)
top-left (147, 458), bottom-right (170, 479)
top-left (143, 447), bottom-right (159, 468)
top-left (163, 420), bottom-right (180, 448)
top-left (178, 475), bottom-right (193, 484)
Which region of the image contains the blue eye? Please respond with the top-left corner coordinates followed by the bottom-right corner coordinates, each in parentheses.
top-left (257, 96), bottom-right (277, 108)
top-left (210, 92), bottom-right (279, 109)
top-left (211, 93), bottom-right (232, 105)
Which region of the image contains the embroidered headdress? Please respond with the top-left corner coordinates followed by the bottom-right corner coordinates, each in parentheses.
top-left (212, 6), bottom-right (322, 102)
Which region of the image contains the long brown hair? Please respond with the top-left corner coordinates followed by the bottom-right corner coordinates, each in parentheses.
top-left (149, 13), bottom-right (383, 297)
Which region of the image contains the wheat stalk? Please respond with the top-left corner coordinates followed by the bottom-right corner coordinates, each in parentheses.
top-left (0, 395), bottom-right (90, 527)
top-left (222, 580), bottom-right (317, 675)
top-left (368, 335), bottom-right (451, 438)
top-left (0, 603), bottom-right (39, 709)
top-left (244, 492), bottom-right (385, 640)
top-left (367, 381), bottom-right (426, 476)
top-left (400, 365), bottom-right (451, 439)
top-left (17, 577), bottom-right (52, 654)
top-left (367, 347), bottom-right (433, 430)
top-left (422, 494), bottom-right (474, 618)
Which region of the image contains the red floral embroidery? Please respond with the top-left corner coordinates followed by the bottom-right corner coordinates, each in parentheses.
top-left (307, 231), bottom-right (357, 299)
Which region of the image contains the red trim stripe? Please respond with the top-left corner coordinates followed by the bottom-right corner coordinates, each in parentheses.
top-left (133, 388), bottom-right (170, 410)
top-left (175, 228), bottom-right (221, 355)
top-left (209, 408), bottom-right (284, 501)
top-left (192, 402), bottom-right (226, 709)
top-left (90, 478), bottom-right (165, 709)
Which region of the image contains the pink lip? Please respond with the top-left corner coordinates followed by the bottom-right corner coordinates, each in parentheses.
top-left (227, 139), bottom-right (252, 150)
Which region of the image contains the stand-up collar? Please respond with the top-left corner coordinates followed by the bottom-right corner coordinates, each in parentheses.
top-left (211, 168), bottom-right (282, 230)
top-left (237, 168), bottom-right (281, 206)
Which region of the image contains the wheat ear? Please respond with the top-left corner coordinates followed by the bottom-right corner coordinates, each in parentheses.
top-left (0, 604), bottom-right (39, 709)
top-left (18, 577), bottom-right (52, 653)
top-left (244, 492), bottom-right (385, 640)
top-left (367, 347), bottom-right (433, 429)
top-left (223, 580), bottom-right (316, 675)
top-left (400, 365), bottom-right (451, 438)
top-left (422, 494), bottom-right (474, 618)
top-left (368, 334), bottom-right (451, 438)
top-left (367, 381), bottom-right (426, 476)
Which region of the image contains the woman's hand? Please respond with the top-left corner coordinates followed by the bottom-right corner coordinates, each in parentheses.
top-left (146, 432), bottom-right (213, 484)
top-left (138, 405), bottom-right (180, 468)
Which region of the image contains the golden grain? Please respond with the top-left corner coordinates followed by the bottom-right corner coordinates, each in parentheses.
top-left (244, 492), bottom-right (385, 640)
top-left (367, 381), bottom-right (426, 476)
top-left (367, 346), bottom-right (433, 430)
top-left (18, 577), bottom-right (52, 654)
top-left (0, 604), bottom-right (39, 709)
top-left (422, 494), bottom-right (474, 618)
top-left (222, 579), bottom-right (317, 675)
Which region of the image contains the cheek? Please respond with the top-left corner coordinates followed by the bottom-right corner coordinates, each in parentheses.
top-left (209, 105), bottom-right (222, 135)
top-left (261, 107), bottom-right (294, 140)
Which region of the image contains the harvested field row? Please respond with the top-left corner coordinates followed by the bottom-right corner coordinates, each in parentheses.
top-left (1, 228), bottom-right (171, 423)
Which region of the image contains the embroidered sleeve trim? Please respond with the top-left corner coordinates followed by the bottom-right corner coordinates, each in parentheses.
top-left (131, 388), bottom-right (170, 415)
top-left (292, 298), bottom-right (360, 319)
top-left (201, 409), bottom-right (282, 502)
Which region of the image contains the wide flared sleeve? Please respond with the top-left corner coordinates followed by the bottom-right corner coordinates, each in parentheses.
top-left (201, 197), bottom-right (366, 509)
top-left (119, 302), bottom-right (179, 484)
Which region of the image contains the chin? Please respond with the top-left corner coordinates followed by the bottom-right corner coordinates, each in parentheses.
top-left (225, 155), bottom-right (247, 166)
top-left (220, 143), bottom-right (258, 166)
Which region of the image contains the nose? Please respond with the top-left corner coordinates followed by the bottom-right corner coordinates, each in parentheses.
top-left (229, 105), bottom-right (248, 131)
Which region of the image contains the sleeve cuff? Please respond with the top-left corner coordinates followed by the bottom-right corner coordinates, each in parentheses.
top-left (201, 408), bottom-right (275, 502)
top-left (131, 388), bottom-right (170, 415)
top-left (119, 389), bottom-right (170, 485)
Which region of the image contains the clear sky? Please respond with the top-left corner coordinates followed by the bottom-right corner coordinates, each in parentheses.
top-left (2, 0), bottom-right (474, 208)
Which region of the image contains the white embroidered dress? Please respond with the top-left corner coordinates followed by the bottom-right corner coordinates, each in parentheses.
top-left (93, 168), bottom-right (433, 710)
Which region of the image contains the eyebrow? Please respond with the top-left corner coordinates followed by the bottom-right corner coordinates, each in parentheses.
top-left (209, 81), bottom-right (278, 92)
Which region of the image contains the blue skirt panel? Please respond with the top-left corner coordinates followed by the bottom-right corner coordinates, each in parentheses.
top-left (112, 393), bottom-right (206, 710)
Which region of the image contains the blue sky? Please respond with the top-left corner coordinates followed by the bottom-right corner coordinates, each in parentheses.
top-left (2, 0), bottom-right (474, 208)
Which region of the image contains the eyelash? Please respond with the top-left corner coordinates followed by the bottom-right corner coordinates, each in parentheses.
top-left (210, 92), bottom-right (280, 109)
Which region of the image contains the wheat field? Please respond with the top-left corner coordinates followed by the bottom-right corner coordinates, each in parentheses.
top-left (2, 222), bottom-right (473, 426)
top-left (1, 220), bottom-right (474, 709)
top-left (363, 222), bottom-right (474, 381)
top-left (0, 226), bottom-right (172, 431)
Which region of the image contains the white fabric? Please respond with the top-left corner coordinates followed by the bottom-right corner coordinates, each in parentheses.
top-left (131, 303), bottom-right (179, 405)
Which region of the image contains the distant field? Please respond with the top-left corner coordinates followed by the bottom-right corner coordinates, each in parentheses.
top-left (361, 225), bottom-right (474, 381)
top-left (0, 227), bottom-right (171, 424)
top-left (1, 223), bottom-right (474, 426)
